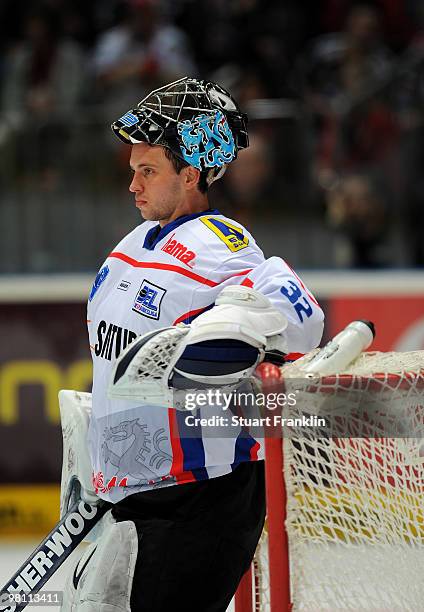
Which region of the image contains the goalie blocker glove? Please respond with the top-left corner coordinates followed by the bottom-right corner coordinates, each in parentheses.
top-left (108, 285), bottom-right (288, 409)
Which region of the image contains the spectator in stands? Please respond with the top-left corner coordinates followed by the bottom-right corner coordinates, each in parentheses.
top-left (325, 173), bottom-right (388, 268)
top-left (303, 3), bottom-right (392, 108)
top-left (1, 6), bottom-right (86, 187)
top-left (301, 4), bottom-right (396, 184)
top-left (395, 4), bottom-right (424, 265)
top-left (92, 0), bottom-right (197, 120)
top-left (212, 131), bottom-right (275, 227)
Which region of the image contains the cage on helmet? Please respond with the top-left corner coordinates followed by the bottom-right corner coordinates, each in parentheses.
top-left (111, 77), bottom-right (249, 184)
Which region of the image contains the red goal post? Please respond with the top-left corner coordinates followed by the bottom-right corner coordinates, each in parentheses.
top-left (235, 350), bottom-right (424, 612)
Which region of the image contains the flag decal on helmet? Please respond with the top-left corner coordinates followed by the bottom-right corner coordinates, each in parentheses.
top-left (177, 110), bottom-right (236, 170)
top-left (119, 112), bottom-right (140, 127)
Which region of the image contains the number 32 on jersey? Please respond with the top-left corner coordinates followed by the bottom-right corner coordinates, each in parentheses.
top-left (280, 280), bottom-right (314, 323)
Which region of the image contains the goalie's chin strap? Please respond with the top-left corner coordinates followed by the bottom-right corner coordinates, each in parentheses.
top-left (108, 285), bottom-right (288, 409)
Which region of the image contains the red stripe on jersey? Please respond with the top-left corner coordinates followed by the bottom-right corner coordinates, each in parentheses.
top-left (173, 305), bottom-right (209, 325)
top-left (250, 440), bottom-right (260, 460)
top-left (109, 251), bottom-right (252, 287)
top-left (228, 269), bottom-right (253, 279)
top-left (241, 277), bottom-right (254, 287)
top-left (284, 261), bottom-right (320, 306)
top-left (109, 252), bottom-right (218, 286)
top-left (285, 352), bottom-right (304, 361)
top-left (168, 408), bottom-right (194, 484)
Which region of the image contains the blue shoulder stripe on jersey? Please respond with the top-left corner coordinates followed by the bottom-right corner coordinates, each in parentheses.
top-left (177, 303), bottom-right (214, 325)
top-left (175, 411), bottom-right (207, 480)
top-left (231, 433), bottom-right (258, 471)
top-left (143, 208), bottom-right (221, 250)
top-left (190, 467), bottom-right (209, 481)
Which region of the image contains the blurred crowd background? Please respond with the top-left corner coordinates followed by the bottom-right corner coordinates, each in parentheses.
top-left (0, 0), bottom-right (423, 272)
top-left (1, 1), bottom-right (423, 538)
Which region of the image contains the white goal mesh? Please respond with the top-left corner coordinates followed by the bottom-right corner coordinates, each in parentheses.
top-left (252, 350), bottom-right (424, 612)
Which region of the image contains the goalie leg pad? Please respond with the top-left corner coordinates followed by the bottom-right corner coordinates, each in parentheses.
top-left (59, 390), bottom-right (99, 517)
top-left (61, 519), bottom-right (138, 612)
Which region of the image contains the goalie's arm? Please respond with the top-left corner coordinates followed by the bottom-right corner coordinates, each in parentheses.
top-left (108, 275), bottom-right (323, 406)
top-left (236, 255), bottom-right (324, 354)
top-left (108, 283), bottom-right (288, 405)
top-left (108, 253), bottom-right (323, 405)
top-left (173, 257), bottom-right (324, 384)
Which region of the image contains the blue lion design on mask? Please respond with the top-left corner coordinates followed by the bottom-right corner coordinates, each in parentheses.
top-left (177, 110), bottom-right (236, 170)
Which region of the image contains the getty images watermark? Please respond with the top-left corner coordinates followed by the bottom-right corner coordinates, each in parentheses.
top-left (180, 389), bottom-right (326, 437)
top-left (184, 389), bottom-right (298, 411)
top-left (178, 382), bottom-right (424, 439)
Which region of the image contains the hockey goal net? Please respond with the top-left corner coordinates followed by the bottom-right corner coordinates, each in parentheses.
top-left (236, 349), bottom-right (424, 612)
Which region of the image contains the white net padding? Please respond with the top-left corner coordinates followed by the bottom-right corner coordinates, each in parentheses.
top-left (255, 350), bottom-right (424, 612)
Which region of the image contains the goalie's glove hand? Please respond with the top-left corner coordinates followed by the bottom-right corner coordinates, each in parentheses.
top-left (108, 285), bottom-right (288, 409)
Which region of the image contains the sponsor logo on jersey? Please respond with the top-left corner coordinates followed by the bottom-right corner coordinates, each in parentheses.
top-left (160, 233), bottom-right (196, 268)
top-left (92, 471), bottom-right (128, 494)
top-left (132, 280), bottom-right (166, 320)
top-left (117, 279), bottom-right (131, 291)
top-left (95, 320), bottom-right (137, 361)
top-left (200, 216), bottom-right (249, 252)
top-left (91, 471), bottom-right (174, 494)
top-left (89, 265), bottom-right (109, 301)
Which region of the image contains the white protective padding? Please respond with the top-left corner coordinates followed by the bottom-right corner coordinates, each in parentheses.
top-left (61, 519), bottom-right (138, 612)
top-left (188, 285), bottom-right (288, 349)
top-left (59, 390), bottom-right (98, 517)
top-left (108, 285), bottom-right (288, 408)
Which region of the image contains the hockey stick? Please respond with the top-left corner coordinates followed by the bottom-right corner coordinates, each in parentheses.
top-left (0, 499), bottom-right (110, 612)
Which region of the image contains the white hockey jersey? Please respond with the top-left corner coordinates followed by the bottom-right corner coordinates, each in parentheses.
top-left (87, 209), bottom-right (324, 502)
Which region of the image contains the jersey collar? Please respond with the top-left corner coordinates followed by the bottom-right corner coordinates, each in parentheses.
top-left (143, 208), bottom-right (220, 250)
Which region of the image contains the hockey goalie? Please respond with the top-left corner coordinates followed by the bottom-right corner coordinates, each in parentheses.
top-left (57, 76), bottom-right (324, 612)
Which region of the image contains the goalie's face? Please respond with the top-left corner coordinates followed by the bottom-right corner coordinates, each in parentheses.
top-left (129, 143), bottom-right (201, 227)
